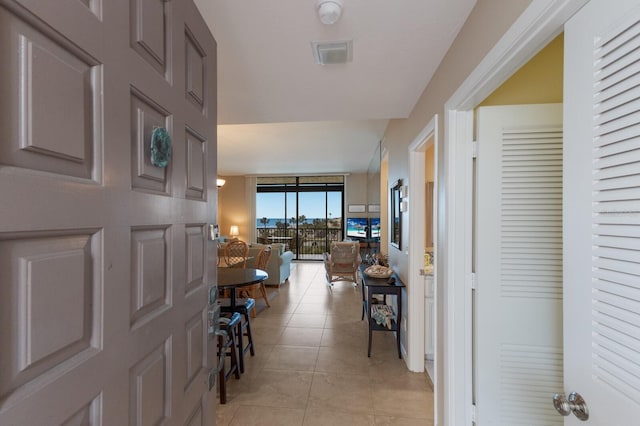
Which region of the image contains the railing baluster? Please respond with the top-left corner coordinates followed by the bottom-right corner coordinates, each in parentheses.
top-left (255, 225), bottom-right (342, 260)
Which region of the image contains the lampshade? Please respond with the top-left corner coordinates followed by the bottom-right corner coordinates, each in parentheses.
top-left (216, 178), bottom-right (226, 188)
top-left (229, 225), bottom-right (239, 237)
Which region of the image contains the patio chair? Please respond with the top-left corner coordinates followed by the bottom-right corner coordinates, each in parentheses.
top-left (324, 241), bottom-right (361, 286)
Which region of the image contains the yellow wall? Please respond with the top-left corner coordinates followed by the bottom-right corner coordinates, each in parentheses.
top-left (425, 143), bottom-right (434, 182)
top-left (479, 33), bottom-right (563, 106)
top-left (424, 140), bottom-right (435, 248)
top-left (218, 176), bottom-right (250, 240)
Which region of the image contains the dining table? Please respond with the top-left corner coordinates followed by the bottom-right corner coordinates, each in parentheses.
top-left (217, 267), bottom-right (268, 308)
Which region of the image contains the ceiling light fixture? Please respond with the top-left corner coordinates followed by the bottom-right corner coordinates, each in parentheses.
top-left (216, 178), bottom-right (226, 188)
top-left (316, 0), bottom-right (344, 25)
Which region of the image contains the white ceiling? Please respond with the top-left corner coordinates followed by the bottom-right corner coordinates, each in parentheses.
top-left (194, 0), bottom-right (477, 175)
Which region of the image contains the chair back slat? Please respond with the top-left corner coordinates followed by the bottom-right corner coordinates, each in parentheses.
top-left (254, 245), bottom-right (272, 270)
top-left (224, 240), bottom-right (249, 268)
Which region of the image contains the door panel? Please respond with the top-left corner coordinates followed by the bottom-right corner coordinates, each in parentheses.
top-left (130, 0), bottom-right (170, 79)
top-left (130, 90), bottom-right (172, 195)
top-left (0, 0), bottom-right (217, 424)
top-left (565, 0), bottom-right (640, 423)
top-left (476, 104), bottom-right (564, 425)
top-left (0, 5), bottom-right (101, 180)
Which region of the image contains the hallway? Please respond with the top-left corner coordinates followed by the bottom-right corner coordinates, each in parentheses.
top-left (216, 262), bottom-right (434, 425)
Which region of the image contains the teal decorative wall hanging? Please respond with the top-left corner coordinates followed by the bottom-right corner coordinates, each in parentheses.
top-left (150, 127), bottom-right (171, 168)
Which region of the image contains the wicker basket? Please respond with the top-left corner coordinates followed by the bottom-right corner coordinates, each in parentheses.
top-left (363, 265), bottom-right (393, 279)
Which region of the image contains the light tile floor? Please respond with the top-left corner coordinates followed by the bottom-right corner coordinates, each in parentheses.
top-left (216, 262), bottom-right (434, 426)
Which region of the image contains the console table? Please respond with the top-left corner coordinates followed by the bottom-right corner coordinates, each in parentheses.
top-left (359, 264), bottom-right (405, 358)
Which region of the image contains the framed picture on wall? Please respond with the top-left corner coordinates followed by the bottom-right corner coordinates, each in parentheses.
top-left (390, 179), bottom-right (402, 249)
top-left (348, 204), bottom-right (366, 213)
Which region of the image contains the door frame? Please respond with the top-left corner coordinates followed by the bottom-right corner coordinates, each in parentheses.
top-left (407, 115), bottom-right (438, 410)
top-left (406, 114), bottom-right (437, 370)
top-left (441, 0), bottom-right (588, 423)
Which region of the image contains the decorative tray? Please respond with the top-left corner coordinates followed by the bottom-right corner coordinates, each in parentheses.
top-left (364, 265), bottom-right (393, 279)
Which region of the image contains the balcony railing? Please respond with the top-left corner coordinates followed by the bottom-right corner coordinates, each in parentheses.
top-left (255, 225), bottom-right (343, 260)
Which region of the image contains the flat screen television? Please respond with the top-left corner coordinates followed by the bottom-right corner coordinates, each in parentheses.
top-left (346, 217), bottom-right (368, 239)
top-left (369, 217), bottom-right (380, 239)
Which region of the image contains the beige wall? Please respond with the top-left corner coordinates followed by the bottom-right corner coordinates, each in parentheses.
top-left (382, 0), bottom-right (531, 271)
top-left (380, 153), bottom-right (389, 255)
top-left (380, 0), bottom-right (532, 418)
top-left (345, 173), bottom-right (367, 207)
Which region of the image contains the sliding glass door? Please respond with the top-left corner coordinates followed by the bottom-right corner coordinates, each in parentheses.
top-left (256, 176), bottom-right (344, 260)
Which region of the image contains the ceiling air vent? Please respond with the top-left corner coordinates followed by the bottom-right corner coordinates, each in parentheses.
top-left (311, 40), bottom-right (353, 65)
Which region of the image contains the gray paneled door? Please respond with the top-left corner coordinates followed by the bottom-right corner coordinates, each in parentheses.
top-left (0, 0), bottom-right (218, 424)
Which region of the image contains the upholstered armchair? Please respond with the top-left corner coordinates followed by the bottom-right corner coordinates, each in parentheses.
top-left (324, 241), bottom-right (361, 286)
top-left (246, 243), bottom-right (294, 286)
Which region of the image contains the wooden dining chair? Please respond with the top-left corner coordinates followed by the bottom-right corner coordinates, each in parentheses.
top-left (216, 312), bottom-right (241, 404)
top-left (224, 240), bottom-right (249, 268)
top-left (239, 245), bottom-right (272, 317)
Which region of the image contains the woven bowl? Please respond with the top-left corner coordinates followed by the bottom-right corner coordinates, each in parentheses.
top-left (364, 265), bottom-right (393, 279)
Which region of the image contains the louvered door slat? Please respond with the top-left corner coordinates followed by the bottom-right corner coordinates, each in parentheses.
top-left (594, 302), bottom-right (640, 331)
top-left (594, 198), bottom-right (640, 211)
top-left (596, 215), bottom-right (640, 225)
top-left (594, 332), bottom-right (640, 369)
top-left (594, 122), bottom-right (640, 148)
top-left (596, 23), bottom-right (640, 76)
top-left (594, 268), bottom-right (640, 289)
top-left (594, 234), bottom-right (640, 250)
top-left (595, 146), bottom-right (640, 167)
top-left (596, 139), bottom-right (640, 159)
top-left (595, 223), bottom-right (640, 237)
top-left (595, 165), bottom-right (640, 184)
top-left (594, 186), bottom-right (640, 202)
top-left (594, 65), bottom-right (640, 107)
top-left (594, 247), bottom-right (640, 264)
top-left (596, 109), bottom-right (640, 135)
top-left (594, 176), bottom-right (640, 192)
top-left (597, 59), bottom-right (640, 100)
top-left (595, 85), bottom-right (640, 118)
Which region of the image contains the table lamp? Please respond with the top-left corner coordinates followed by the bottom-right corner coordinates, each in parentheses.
top-left (229, 225), bottom-right (239, 238)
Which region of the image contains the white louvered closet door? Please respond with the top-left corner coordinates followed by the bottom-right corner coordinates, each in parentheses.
top-left (475, 104), bottom-right (564, 425)
top-left (564, 0), bottom-right (640, 423)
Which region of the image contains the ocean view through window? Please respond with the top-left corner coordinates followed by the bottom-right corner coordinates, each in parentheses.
top-left (256, 176), bottom-right (344, 260)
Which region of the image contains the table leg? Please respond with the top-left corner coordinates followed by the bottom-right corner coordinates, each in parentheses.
top-left (230, 288), bottom-right (236, 309)
top-left (396, 293), bottom-right (402, 359)
top-left (367, 289), bottom-right (373, 357)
